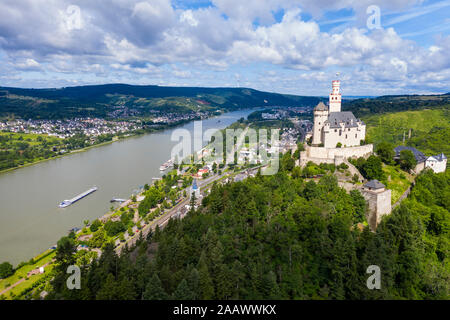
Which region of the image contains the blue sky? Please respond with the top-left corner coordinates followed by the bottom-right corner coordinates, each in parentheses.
top-left (0, 0), bottom-right (449, 96)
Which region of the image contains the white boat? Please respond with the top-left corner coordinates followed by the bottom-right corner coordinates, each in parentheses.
top-left (159, 158), bottom-right (174, 171)
top-left (59, 186), bottom-right (98, 208)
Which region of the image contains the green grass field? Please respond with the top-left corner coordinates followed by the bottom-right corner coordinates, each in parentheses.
top-left (0, 132), bottom-right (61, 146)
top-left (382, 164), bottom-right (414, 204)
top-left (0, 131), bottom-right (64, 172)
top-left (0, 250), bottom-right (55, 299)
top-left (364, 108), bottom-right (450, 157)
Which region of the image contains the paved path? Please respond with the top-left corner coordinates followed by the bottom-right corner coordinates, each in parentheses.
top-left (0, 278), bottom-right (25, 296)
top-left (114, 163), bottom-right (265, 255)
top-left (115, 196), bottom-right (190, 255)
top-left (0, 260), bottom-right (52, 296)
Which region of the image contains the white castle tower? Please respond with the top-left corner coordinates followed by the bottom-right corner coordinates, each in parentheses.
top-left (329, 80), bottom-right (341, 112)
top-left (312, 101), bottom-right (328, 146)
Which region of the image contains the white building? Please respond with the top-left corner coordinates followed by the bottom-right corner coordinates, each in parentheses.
top-left (394, 146), bottom-right (447, 174)
top-left (312, 80), bottom-right (366, 148)
top-left (425, 153), bottom-right (447, 173)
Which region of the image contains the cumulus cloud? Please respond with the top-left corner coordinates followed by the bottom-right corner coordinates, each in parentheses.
top-left (13, 58), bottom-right (41, 71)
top-left (0, 0), bottom-right (448, 94)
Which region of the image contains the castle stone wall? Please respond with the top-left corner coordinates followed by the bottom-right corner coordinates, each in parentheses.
top-left (300, 144), bottom-right (373, 166)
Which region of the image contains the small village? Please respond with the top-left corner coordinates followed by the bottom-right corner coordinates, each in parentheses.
top-left (0, 118), bottom-right (143, 139)
top-left (0, 110), bottom-right (211, 139)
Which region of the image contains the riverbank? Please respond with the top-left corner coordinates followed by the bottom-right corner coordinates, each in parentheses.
top-left (0, 138), bottom-right (119, 175)
top-left (0, 114), bottom-right (215, 175)
top-left (0, 108), bottom-right (254, 267)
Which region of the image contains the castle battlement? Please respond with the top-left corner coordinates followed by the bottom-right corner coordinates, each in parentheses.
top-left (299, 144), bottom-right (373, 167)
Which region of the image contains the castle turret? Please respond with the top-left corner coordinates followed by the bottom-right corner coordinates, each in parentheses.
top-left (312, 102), bottom-right (328, 146)
top-left (361, 180), bottom-right (392, 231)
top-left (329, 80), bottom-right (341, 112)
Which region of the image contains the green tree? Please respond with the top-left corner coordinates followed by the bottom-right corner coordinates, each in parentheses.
top-left (187, 267), bottom-right (200, 299)
top-left (143, 274), bottom-right (168, 300)
top-left (262, 271), bottom-right (281, 299)
top-left (50, 236), bottom-right (77, 296)
top-left (361, 155), bottom-right (384, 180)
top-left (376, 142), bottom-right (395, 164)
top-left (103, 220), bottom-right (126, 237)
top-left (197, 252), bottom-right (214, 299)
top-left (0, 262), bottom-right (13, 279)
top-left (172, 279), bottom-right (194, 300)
top-left (350, 189), bottom-right (366, 223)
top-left (399, 150), bottom-right (417, 172)
top-left (281, 152), bottom-right (295, 172)
top-left (303, 180), bottom-right (320, 200)
top-left (90, 219), bottom-right (102, 233)
top-left (90, 230), bottom-right (106, 248)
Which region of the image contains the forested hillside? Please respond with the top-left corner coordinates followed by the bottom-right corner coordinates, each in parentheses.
top-left (363, 109), bottom-right (450, 158)
top-left (47, 167), bottom-right (449, 300)
top-left (343, 93), bottom-right (450, 118)
top-left (0, 84), bottom-right (322, 119)
top-left (2, 83), bottom-right (448, 120)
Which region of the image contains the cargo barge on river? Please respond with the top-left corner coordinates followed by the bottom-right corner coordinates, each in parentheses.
top-left (59, 186), bottom-right (98, 208)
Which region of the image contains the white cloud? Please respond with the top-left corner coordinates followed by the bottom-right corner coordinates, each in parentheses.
top-left (14, 58), bottom-right (41, 70)
top-left (0, 0), bottom-right (448, 94)
top-left (180, 10), bottom-right (199, 26)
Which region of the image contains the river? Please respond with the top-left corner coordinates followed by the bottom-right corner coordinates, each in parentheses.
top-left (0, 109), bottom-right (253, 266)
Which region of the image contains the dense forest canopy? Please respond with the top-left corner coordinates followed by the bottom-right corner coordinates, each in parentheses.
top-left (343, 94), bottom-right (450, 118)
top-left (47, 165), bottom-right (449, 300)
top-left (2, 83), bottom-right (449, 120)
top-left (0, 84), bottom-right (323, 119)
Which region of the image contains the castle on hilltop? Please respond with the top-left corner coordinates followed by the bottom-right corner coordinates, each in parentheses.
top-left (300, 79), bottom-right (373, 167)
top-left (312, 80), bottom-right (366, 148)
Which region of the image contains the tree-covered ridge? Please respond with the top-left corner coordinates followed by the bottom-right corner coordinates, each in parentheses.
top-left (343, 94), bottom-right (450, 118)
top-left (0, 84), bottom-right (322, 119)
top-left (362, 109), bottom-right (450, 160)
top-left (48, 167), bottom-right (449, 300)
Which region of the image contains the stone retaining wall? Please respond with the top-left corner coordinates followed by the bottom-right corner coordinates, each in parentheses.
top-left (299, 144), bottom-right (373, 167)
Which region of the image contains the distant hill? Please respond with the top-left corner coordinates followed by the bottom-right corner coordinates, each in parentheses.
top-left (0, 84), bottom-right (324, 119)
top-left (343, 93), bottom-right (450, 118)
